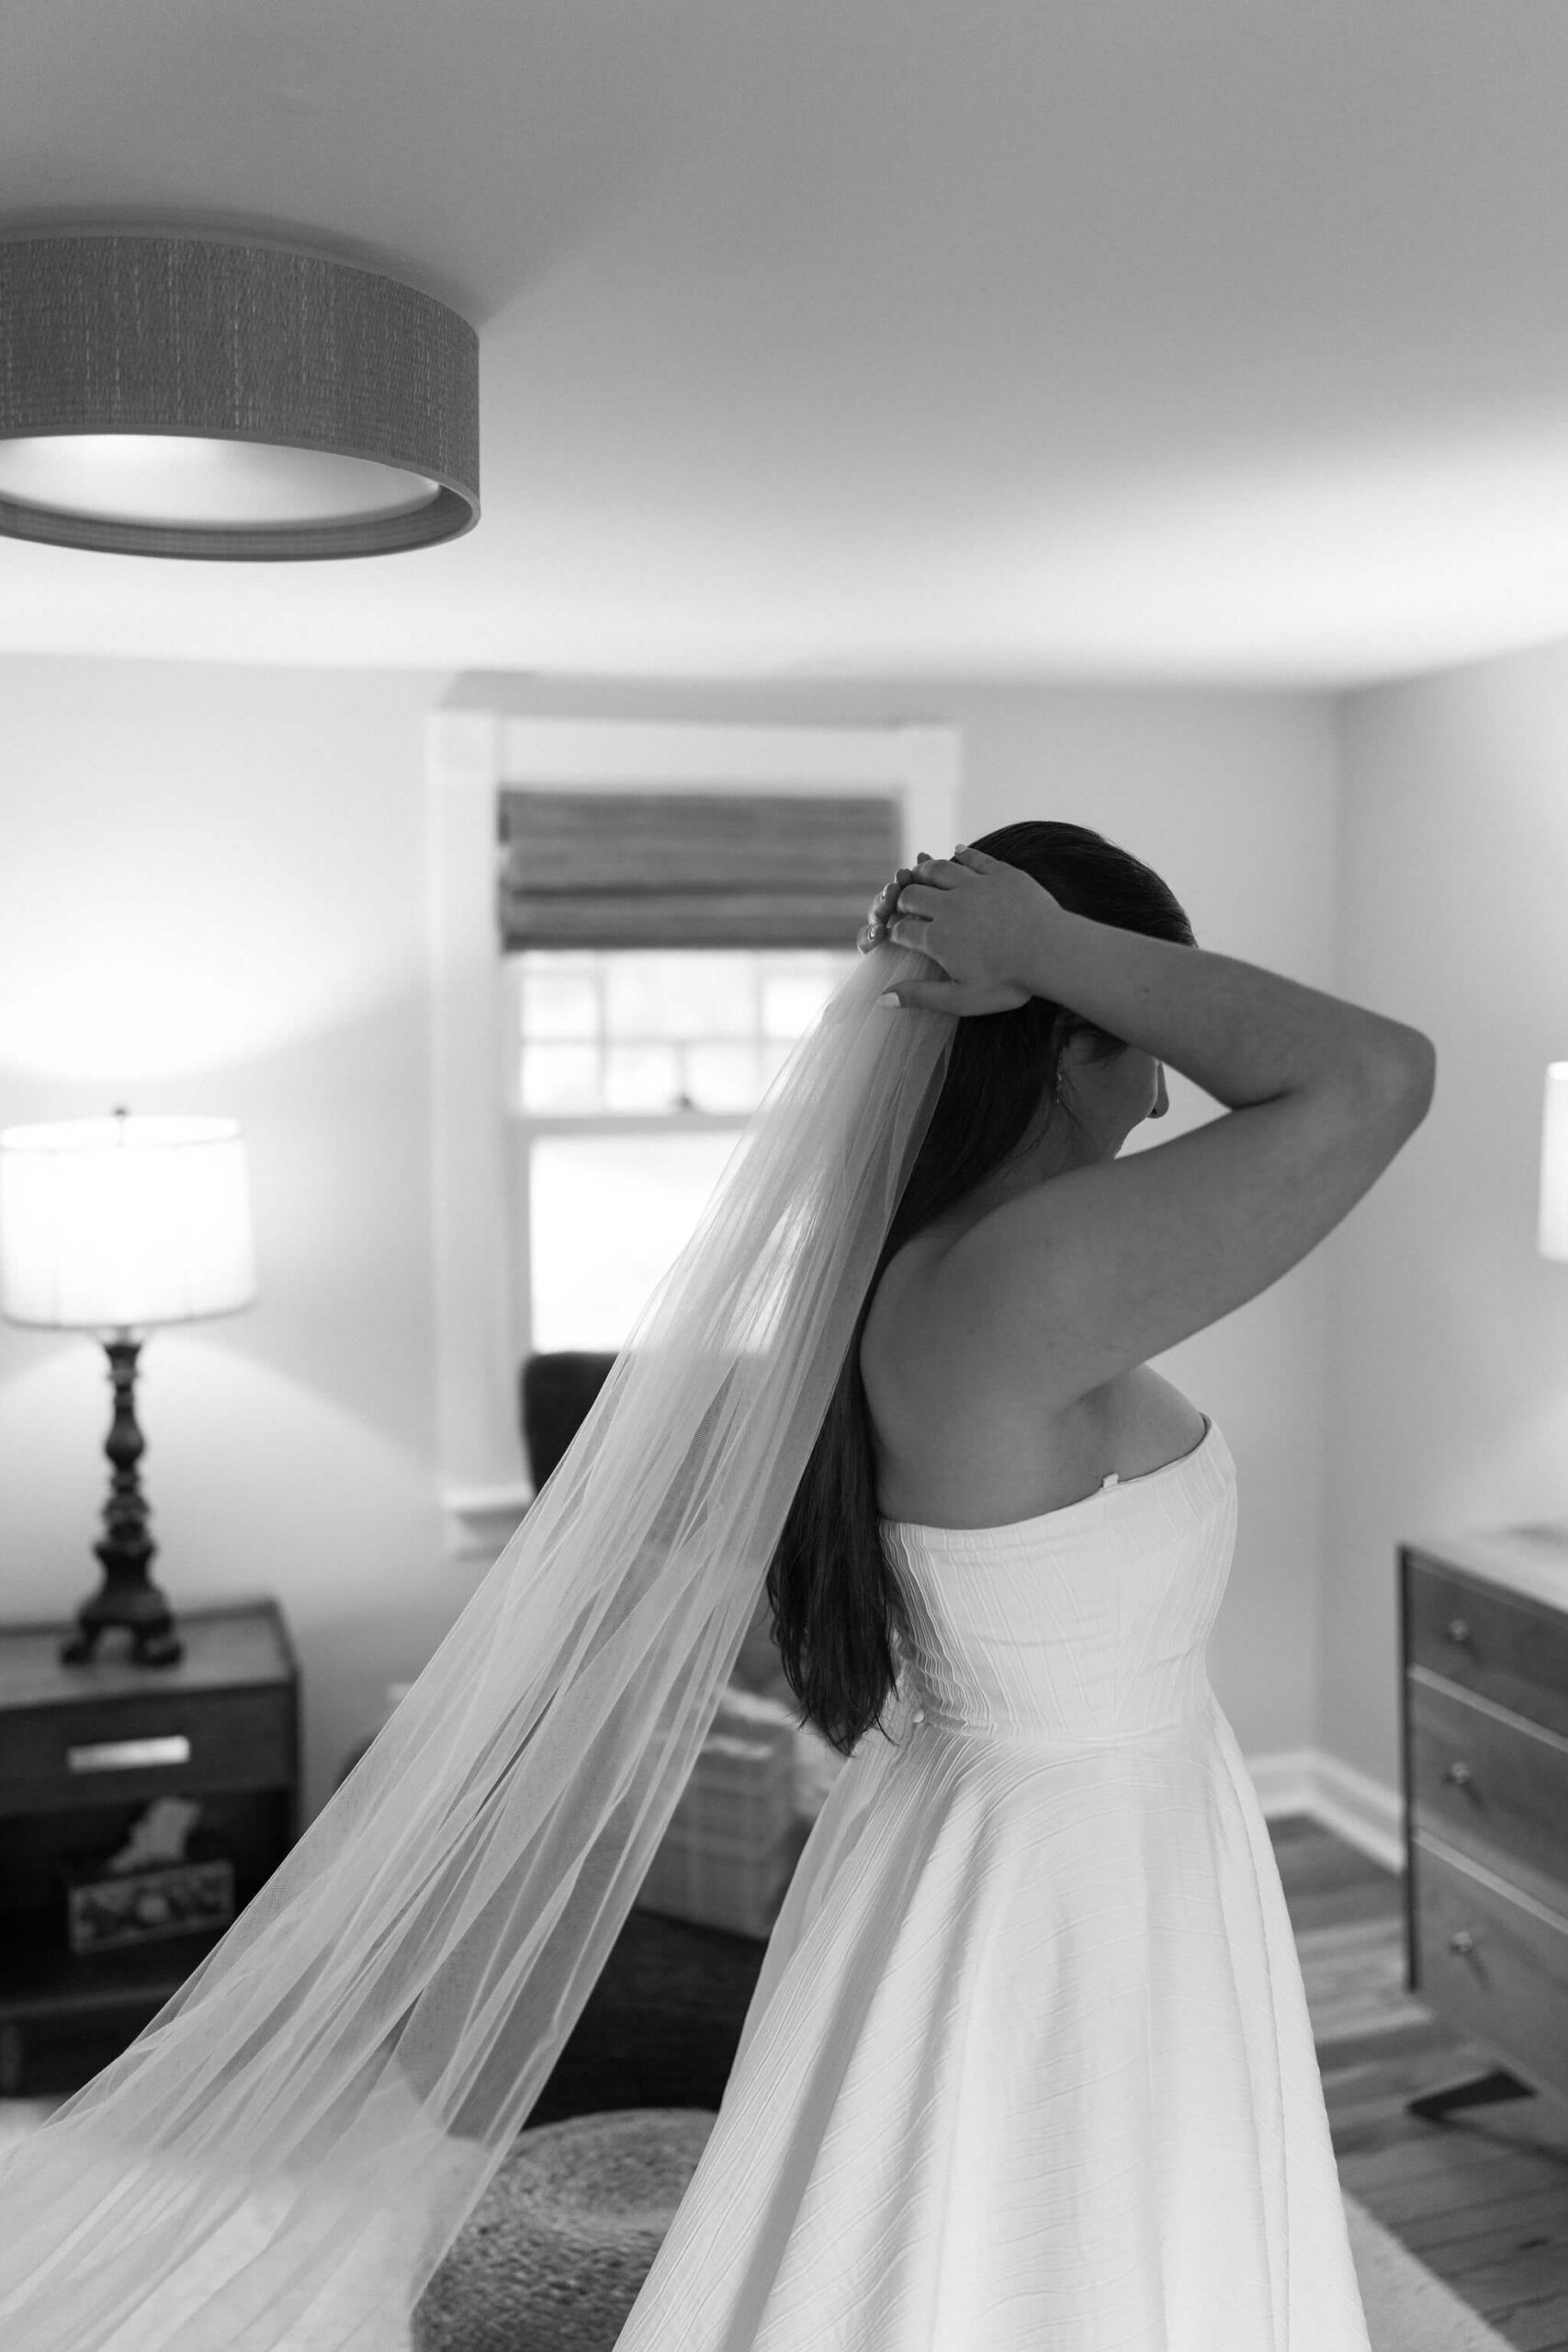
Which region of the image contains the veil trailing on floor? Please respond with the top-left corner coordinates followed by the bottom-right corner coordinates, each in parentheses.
top-left (0, 937), bottom-right (955, 2352)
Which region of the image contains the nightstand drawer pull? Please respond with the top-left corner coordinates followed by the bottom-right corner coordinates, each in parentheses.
top-left (1450, 1928), bottom-right (1476, 1955)
top-left (1445, 1617), bottom-right (1472, 1645)
top-left (66, 1736), bottom-right (191, 1773)
top-left (1443, 1759), bottom-right (1472, 1786)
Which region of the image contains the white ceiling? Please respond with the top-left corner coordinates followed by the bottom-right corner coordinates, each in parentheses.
top-left (8, 1), bottom-right (1568, 688)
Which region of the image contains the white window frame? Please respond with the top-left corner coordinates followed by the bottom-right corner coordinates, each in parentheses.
top-left (426, 713), bottom-right (961, 1564)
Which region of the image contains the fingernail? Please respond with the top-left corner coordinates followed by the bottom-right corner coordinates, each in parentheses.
top-left (876, 991), bottom-right (900, 1008)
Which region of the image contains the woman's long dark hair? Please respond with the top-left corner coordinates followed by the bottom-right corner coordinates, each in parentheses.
top-left (764, 820), bottom-right (1198, 1757)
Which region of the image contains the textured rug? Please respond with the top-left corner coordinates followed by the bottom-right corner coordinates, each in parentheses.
top-left (1343, 2189), bottom-right (1514, 2352)
top-left (0, 2096), bottom-right (1517, 2350)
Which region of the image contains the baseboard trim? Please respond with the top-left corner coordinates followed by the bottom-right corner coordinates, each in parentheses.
top-left (1245, 1741), bottom-right (1404, 1877)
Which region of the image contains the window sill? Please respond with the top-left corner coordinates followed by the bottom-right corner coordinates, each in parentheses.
top-left (443, 1484), bottom-right (533, 1567)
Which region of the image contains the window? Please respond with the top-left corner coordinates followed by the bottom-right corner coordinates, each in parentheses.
top-left (508, 945), bottom-right (855, 1351)
top-left (426, 711), bottom-right (959, 1556)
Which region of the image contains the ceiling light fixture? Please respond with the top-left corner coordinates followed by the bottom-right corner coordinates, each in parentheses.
top-left (0, 230), bottom-right (479, 560)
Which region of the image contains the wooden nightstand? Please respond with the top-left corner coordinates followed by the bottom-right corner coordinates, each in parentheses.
top-left (1399, 1525), bottom-right (1568, 2120)
top-left (0, 1597), bottom-right (299, 2095)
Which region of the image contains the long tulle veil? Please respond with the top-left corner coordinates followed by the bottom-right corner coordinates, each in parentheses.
top-left (0, 937), bottom-right (954, 2351)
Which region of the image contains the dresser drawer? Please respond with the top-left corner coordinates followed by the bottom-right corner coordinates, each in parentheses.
top-left (1408, 1672), bottom-right (1568, 1916)
top-left (1412, 1832), bottom-right (1568, 2098)
top-left (1405, 1555), bottom-right (1568, 1741)
top-left (0, 1686), bottom-right (295, 1814)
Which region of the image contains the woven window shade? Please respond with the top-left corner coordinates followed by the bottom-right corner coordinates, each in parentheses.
top-left (498, 788), bottom-right (902, 950)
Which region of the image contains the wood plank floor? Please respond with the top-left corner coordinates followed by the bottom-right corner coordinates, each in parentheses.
top-left (1275, 1812), bottom-right (1568, 2352)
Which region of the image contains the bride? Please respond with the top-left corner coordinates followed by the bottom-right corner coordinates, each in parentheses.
top-left (0, 824), bottom-right (1434, 2349)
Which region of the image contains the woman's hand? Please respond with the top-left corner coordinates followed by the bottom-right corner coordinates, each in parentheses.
top-left (867, 844), bottom-right (1066, 1016)
top-left (857, 857), bottom-right (931, 956)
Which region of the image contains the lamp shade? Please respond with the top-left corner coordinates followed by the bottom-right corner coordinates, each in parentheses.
top-left (0, 231), bottom-right (479, 560)
top-left (0, 1114), bottom-right (256, 1330)
top-left (1540, 1064), bottom-right (1568, 1263)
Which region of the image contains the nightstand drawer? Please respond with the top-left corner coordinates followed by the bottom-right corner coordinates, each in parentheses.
top-left (1406, 1555), bottom-right (1568, 1741)
top-left (0, 1686), bottom-right (294, 1813)
top-left (1412, 1832), bottom-right (1568, 2096)
top-left (1408, 1672), bottom-right (1568, 1916)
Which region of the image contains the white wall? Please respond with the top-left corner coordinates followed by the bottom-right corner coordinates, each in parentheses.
top-left (0, 651), bottom-right (1356, 1822)
top-left (0, 654), bottom-right (455, 1816)
top-left (1330, 646), bottom-right (1568, 1792)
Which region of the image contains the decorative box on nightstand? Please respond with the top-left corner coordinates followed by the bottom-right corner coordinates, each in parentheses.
top-left (0, 1597), bottom-right (299, 2095)
top-left (1399, 1523), bottom-right (1568, 2120)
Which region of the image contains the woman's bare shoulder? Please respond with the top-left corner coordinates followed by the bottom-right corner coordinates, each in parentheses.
top-left (858, 1220), bottom-right (1085, 1524)
top-left (858, 1215), bottom-right (1204, 1527)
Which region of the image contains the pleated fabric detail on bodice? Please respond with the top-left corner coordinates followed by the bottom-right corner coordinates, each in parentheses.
top-left (885, 1414), bottom-right (1230, 1748)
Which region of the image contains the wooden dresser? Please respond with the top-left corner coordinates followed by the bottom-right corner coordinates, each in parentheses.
top-left (1400, 1523), bottom-right (1568, 2119)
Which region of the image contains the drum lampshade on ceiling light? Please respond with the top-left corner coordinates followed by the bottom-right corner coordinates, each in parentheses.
top-left (0, 231), bottom-right (479, 559)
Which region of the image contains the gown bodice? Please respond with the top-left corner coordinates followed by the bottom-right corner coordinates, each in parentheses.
top-left (879, 1413), bottom-right (1235, 1747)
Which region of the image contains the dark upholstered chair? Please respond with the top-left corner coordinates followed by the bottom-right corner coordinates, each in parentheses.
top-left (519, 1351), bottom-right (619, 1490)
top-left (513, 1347), bottom-right (779, 2130)
top-left (517, 1346), bottom-right (787, 1702)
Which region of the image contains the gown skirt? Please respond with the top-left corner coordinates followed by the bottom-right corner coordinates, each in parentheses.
top-left (613, 1414), bottom-right (1373, 2351)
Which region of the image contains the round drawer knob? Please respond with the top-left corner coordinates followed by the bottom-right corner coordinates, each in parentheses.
top-left (1449, 1928), bottom-right (1475, 1956)
top-left (1444, 1759), bottom-right (1472, 1787)
top-left (1445, 1617), bottom-right (1472, 1646)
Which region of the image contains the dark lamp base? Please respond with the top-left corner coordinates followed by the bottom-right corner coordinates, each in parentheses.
top-left (62, 1336), bottom-right (185, 1670)
top-left (62, 1578), bottom-right (184, 1669)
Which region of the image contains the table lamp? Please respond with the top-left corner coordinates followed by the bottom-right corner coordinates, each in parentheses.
top-left (1541, 1065), bottom-right (1568, 1265)
top-left (0, 1107), bottom-right (256, 1668)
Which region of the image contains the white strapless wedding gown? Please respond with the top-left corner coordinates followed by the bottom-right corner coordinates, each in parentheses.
top-left (614, 1412), bottom-right (1372, 2350)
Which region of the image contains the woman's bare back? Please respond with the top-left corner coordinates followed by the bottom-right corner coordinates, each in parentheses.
top-left (859, 1212), bottom-right (1209, 1532)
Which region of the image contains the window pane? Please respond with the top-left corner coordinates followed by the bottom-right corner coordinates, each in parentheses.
top-left (518, 956), bottom-right (600, 1040)
top-left (604, 951), bottom-right (755, 1040)
top-left (515, 949), bottom-right (859, 1114)
top-left (604, 1042), bottom-right (684, 1113)
top-left (760, 960), bottom-right (846, 1036)
top-left (530, 1130), bottom-right (744, 1351)
top-left (521, 1044), bottom-right (603, 1114)
top-left (683, 1042), bottom-right (764, 1114)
